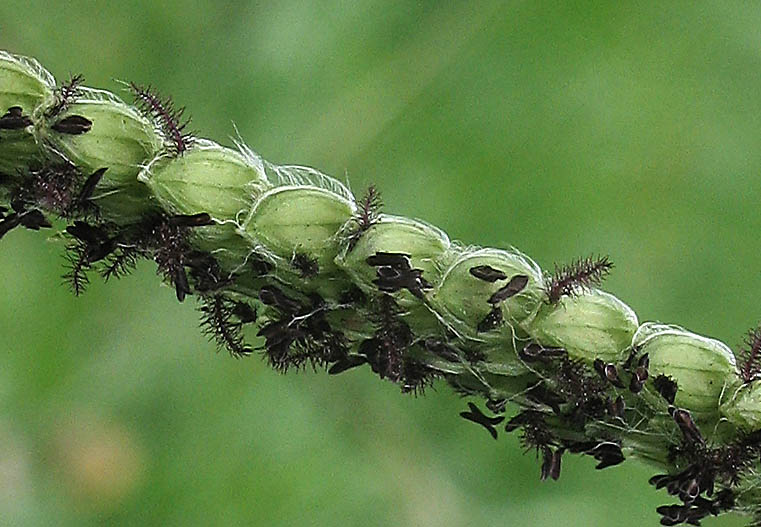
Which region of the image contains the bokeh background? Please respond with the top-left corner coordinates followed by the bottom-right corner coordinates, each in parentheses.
top-left (0, 1), bottom-right (759, 525)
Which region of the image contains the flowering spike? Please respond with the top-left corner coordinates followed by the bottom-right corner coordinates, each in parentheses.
top-left (5, 50), bottom-right (761, 524)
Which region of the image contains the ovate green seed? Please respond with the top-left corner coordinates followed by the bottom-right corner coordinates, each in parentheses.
top-left (0, 52), bottom-right (54, 177)
top-left (526, 290), bottom-right (638, 364)
top-left (431, 248), bottom-right (543, 337)
top-left (37, 89), bottom-right (163, 223)
top-left (0, 52), bottom-right (53, 115)
top-left (243, 185), bottom-right (354, 269)
top-left (634, 323), bottom-right (737, 417)
top-left (720, 380), bottom-right (761, 431)
top-left (141, 141), bottom-right (269, 220)
top-left (336, 214), bottom-right (450, 299)
top-left (140, 141), bottom-right (271, 271)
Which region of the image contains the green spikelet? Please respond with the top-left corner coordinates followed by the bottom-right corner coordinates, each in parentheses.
top-left (0, 51), bottom-right (54, 180)
top-left (241, 166), bottom-right (355, 298)
top-left (721, 380), bottom-right (761, 430)
top-left (139, 140), bottom-right (270, 272)
top-left (526, 289), bottom-right (638, 364)
top-left (431, 247), bottom-right (544, 340)
top-left (336, 215), bottom-right (450, 296)
top-left (634, 323), bottom-right (737, 419)
top-left (36, 88), bottom-right (163, 223)
top-left (245, 185), bottom-right (352, 264)
top-left (336, 215), bottom-right (451, 335)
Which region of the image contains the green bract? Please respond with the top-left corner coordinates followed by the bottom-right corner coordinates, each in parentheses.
top-left (526, 290), bottom-right (638, 363)
top-left (37, 89), bottom-right (163, 223)
top-left (431, 248), bottom-right (543, 338)
top-left (634, 323), bottom-right (737, 417)
top-left (446, 370), bottom-right (539, 402)
top-left (480, 344), bottom-right (532, 376)
top-left (243, 184), bottom-right (354, 270)
top-left (0, 52), bottom-right (54, 177)
top-left (721, 381), bottom-right (761, 430)
top-left (141, 141), bottom-right (269, 220)
top-left (336, 214), bottom-right (450, 298)
top-left (0, 52), bottom-right (53, 115)
top-left (140, 141), bottom-right (270, 271)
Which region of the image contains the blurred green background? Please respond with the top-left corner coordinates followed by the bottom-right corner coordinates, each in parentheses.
top-left (0, 1), bottom-right (759, 525)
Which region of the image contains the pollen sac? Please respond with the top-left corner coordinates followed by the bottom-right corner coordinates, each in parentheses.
top-left (336, 215), bottom-right (450, 303)
top-left (633, 323), bottom-right (738, 418)
top-left (525, 289), bottom-right (638, 364)
top-left (36, 89), bottom-right (164, 223)
top-left (141, 141), bottom-right (270, 271)
top-left (0, 106), bottom-right (33, 130)
top-left (0, 51), bottom-right (54, 176)
top-left (469, 265), bottom-right (507, 282)
top-left (430, 248), bottom-right (543, 338)
top-left (51, 114), bottom-right (92, 135)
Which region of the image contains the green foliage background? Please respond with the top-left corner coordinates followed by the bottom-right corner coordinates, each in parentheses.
top-left (0, 2), bottom-right (758, 525)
